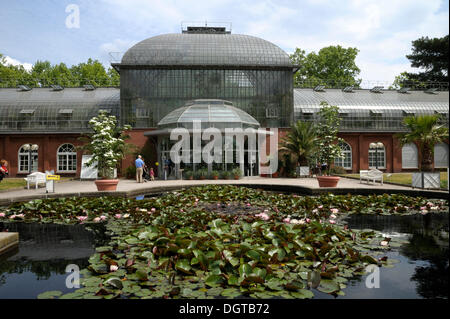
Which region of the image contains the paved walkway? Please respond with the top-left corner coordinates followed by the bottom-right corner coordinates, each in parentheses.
top-left (0, 177), bottom-right (447, 205)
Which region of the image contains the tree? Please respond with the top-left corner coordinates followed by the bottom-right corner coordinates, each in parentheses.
top-left (290, 45), bottom-right (361, 88)
top-left (314, 102), bottom-right (344, 175)
top-left (396, 115), bottom-right (448, 172)
top-left (405, 35), bottom-right (448, 83)
top-left (279, 120), bottom-right (318, 167)
top-left (78, 111), bottom-right (132, 178)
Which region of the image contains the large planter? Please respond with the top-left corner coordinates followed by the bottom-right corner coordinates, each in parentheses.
top-left (412, 172), bottom-right (440, 189)
top-left (95, 179), bottom-right (119, 191)
top-left (317, 176), bottom-right (340, 187)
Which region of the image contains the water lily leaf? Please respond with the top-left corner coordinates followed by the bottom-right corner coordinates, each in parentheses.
top-left (290, 289), bottom-right (314, 299)
top-left (246, 250), bottom-right (261, 261)
top-left (221, 288), bottom-right (241, 298)
top-left (227, 275), bottom-right (239, 286)
top-left (239, 263), bottom-right (252, 277)
top-left (104, 277), bottom-right (123, 290)
top-left (37, 290), bottom-right (63, 299)
top-left (265, 278), bottom-right (283, 291)
top-left (176, 259), bottom-right (192, 274)
top-left (205, 274), bottom-right (224, 287)
top-left (317, 279), bottom-right (340, 294)
top-left (361, 255), bottom-right (379, 264)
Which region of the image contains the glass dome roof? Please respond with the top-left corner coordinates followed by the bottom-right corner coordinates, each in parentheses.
top-left (157, 99), bottom-right (260, 129)
top-left (121, 33), bottom-right (293, 68)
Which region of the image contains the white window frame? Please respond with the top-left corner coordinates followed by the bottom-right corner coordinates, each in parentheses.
top-left (334, 141), bottom-right (352, 169)
top-left (401, 143), bottom-right (419, 169)
top-left (18, 144), bottom-right (38, 173)
top-left (57, 143), bottom-right (77, 173)
top-left (434, 143), bottom-right (449, 168)
top-left (368, 143), bottom-right (386, 169)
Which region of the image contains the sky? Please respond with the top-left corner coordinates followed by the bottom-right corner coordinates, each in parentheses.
top-left (0, 0), bottom-right (448, 87)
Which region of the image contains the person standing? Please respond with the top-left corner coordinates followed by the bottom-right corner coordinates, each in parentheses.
top-left (135, 155), bottom-right (144, 183)
top-left (0, 159), bottom-right (8, 183)
top-left (149, 167), bottom-right (155, 181)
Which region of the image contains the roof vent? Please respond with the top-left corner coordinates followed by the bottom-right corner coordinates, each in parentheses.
top-left (313, 85), bottom-right (326, 92)
top-left (83, 84), bottom-right (96, 91)
top-left (398, 87), bottom-right (410, 94)
top-left (181, 22), bottom-right (232, 34)
top-left (424, 88), bottom-right (438, 94)
top-left (342, 86), bottom-right (354, 93)
top-left (51, 84), bottom-right (64, 91)
top-left (17, 85), bottom-right (32, 91)
top-left (370, 86), bottom-right (384, 93)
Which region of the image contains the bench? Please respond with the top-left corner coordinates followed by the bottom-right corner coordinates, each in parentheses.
top-left (360, 169), bottom-right (383, 185)
top-left (24, 172), bottom-right (47, 189)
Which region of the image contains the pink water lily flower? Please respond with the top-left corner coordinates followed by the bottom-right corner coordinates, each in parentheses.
top-left (100, 215), bottom-right (107, 221)
top-left (330, 214), bottom-right (337, 219)
top-left (380, 241), bottom-right (389, 246)
top-left (246, 203), bottom-right (251, 207)
top-left (115, 214), bottom-right (122, 219)
top-left (110, 265), bottom-right (119, 272)
top-left (329, 219), bottom-right (336, 224)
top-left (306, 218), bottom-right (311, 223)
top-left (151, 208), bottom-right (156, 212)
top-left (0, 213), bottom-right (5, 218)
top-left (76, 216), bottom-right (88, 222)
top-left (312, 209), bottom-right (318, 213)
top-left (318, 205), bottom-right (323, 209)
top-left (330, 208), bottom-right (339, 214)
top-left (283, 217), bottom-right (291, 223)
top-left (255, 212), bottom-right (270, 220)
top-left (93, 217), bottom-right (101, 223)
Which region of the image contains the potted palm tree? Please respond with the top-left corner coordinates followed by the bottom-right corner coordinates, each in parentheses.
top-left (314, 102), bottom-right (344, 187)
top-left (279, 120), bottom-right (317, 178)
top-left (211, 170), bottom-right (220, 180)
top-left (78, 111), bottom-right (131, 191)
top-left (396, 114), bottom-right (448, 189)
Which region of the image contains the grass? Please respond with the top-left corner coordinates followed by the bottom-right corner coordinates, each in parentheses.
top-left (343, 172), bottom-right (448, 189)
top-left (0, 177), bottom-right (73, 191)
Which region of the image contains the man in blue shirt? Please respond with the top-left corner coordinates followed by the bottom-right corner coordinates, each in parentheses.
top-left (135, 155), bottom-right (145, 183)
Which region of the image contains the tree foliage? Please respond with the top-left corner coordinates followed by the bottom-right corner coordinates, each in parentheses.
top-left (314, 102), bottom-right (344, 175)
top-left (290, 46), bottom-right (361, 88)
top-left (279, 120), bottom-right (318, 166)
top-left (405, 35), bottom-right (449, 83)
top-left (0, 53), bottom-right (119, 87)
top-left (396, 115), bottom-right (449, 172)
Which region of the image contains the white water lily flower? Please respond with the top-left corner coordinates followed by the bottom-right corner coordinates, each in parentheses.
top-left (380, 241), bottom-right (389, 246)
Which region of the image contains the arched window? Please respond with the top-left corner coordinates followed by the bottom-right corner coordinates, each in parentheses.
top-left (402, 143), bottom-right (418, 169)
top-left (334, 141), bottom-right (352, 169)
top-left (369, 142), bottom-right (386, 169)
top-left (434, 143), bottom-right (449, 168)
top-left (18, 144), bottom-right (38, 173)
top-left (57, 144), bottom-right (77, 172)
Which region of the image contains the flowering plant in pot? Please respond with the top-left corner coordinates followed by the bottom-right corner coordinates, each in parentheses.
top-left (78, 111), bottom-right (132, 191)
top-left (314, 102), bottom-right (344, 187)
top-left (211, 170), bottom-right (220, 180)
top-left (232, 167), bottom-right (242, 180)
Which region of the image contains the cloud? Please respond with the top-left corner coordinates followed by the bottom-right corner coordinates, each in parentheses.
top-left (2, 56), bottom-right (33, 71)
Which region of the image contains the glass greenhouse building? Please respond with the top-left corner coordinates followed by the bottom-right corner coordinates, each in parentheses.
top-left (0, 25), bottom-right (448, 177)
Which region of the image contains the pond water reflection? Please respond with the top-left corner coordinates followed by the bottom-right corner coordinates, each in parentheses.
top-left (312, 213), bottom-right (448, 299)
top-left (0, 222), bottom-right (107, 299)
top-left (0, 211), bottom-right (448, 299)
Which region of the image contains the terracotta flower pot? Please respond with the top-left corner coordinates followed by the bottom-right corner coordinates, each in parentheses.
top-left (95, 179), bottom-right (119, 191)
top-left (234, 175), bottom-right (240, 180)
top-left (317, 176), bottom-right (340, 187)
top-left (213, 176), bottom-right (219, 180)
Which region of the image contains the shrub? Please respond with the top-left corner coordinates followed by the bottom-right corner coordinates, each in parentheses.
top-left (196, 168), bottom-right (208, 179)
top-left (211, 170), bottom-right (220, 178)
top-left (125, 165), bottom-right (136, 179)
top-left (232, 168), bottom-right (242, 178)
top-left (330, 166), bottom-right (347, 175)
top-left (184, 170), bottom-right (194, 179)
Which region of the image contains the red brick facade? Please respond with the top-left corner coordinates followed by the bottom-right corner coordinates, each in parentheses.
top-left (0, 130), bottom-right (447, 177)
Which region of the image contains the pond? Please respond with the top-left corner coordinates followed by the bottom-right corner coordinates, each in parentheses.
top-left (1, 213), bottom-right (448, 299)
top-left (0, 222), bottom-right (108, 299)
top-left (314, 212), bottom-right (449, 299)
top-left (0, 186), bottom-right (448, 299)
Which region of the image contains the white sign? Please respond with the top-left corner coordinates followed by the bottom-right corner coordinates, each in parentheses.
top-left (80, 155), bottom-right (117, 179)
top-left (80, 155), bottom-right (98, 179)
